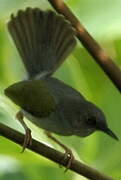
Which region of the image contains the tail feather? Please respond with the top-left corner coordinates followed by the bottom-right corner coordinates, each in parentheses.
top-left (8, 8), bottom-right (76, 78)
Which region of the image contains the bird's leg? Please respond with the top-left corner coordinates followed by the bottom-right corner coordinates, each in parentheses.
top-left (16, 111), bottom-right (32, 152)
top-left (45, 131), bottom-right (74, 171)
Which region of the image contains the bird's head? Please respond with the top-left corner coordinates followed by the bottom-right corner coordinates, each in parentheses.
top-left (74, 101), bottom-right (118, 140)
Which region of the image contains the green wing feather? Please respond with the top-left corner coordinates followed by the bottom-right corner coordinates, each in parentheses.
top-left (5, 80), bottom-right (56, 117)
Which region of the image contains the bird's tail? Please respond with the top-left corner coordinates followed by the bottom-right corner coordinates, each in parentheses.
top-left (8, 8), bottom-right (76, 79)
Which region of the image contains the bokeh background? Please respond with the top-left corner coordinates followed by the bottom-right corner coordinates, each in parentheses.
top-left (0, 0), bottom-right (121, 179)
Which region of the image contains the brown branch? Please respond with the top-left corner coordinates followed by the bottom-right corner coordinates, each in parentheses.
top-left (48, 0), bottom-right (121, 93)
top-left (0, 123), bottom-right (116, 180)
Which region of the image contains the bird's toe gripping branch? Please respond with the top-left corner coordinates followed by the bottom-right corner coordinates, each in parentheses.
top-left (45, 131), bottom-right (74, 171)
top-left (16, 111), bottom-right (32, 152)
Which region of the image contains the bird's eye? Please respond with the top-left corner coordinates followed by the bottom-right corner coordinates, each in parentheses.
top-left (86, 116), bottom-right (96, 126)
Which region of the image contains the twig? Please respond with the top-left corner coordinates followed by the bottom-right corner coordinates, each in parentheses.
top-left (48, 0), bottom-right (121, 93)
top-left (0, 123), bottom-right (115, 180)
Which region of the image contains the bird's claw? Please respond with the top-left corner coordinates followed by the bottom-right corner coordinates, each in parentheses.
top-left (62, 148), bottom-right (74, 172)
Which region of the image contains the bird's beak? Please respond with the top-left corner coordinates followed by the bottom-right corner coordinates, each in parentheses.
top-left (103, 128), bottom-right (119, 141)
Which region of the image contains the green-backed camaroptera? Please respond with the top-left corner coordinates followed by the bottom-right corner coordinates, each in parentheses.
top-left (5, 8), bottom-right (118, 168)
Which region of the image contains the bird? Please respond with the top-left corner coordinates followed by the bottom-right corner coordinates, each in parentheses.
top-left (5, 7), bottom-right (118, 169)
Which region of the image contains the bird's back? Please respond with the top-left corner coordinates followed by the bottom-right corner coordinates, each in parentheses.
top-left (43, 77), bottom-right (85, 103)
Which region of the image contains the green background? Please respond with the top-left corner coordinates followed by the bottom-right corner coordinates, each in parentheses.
top-left (0, 0), bottom-right (121, 179)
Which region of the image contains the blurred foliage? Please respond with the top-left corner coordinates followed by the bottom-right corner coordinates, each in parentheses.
top-left (0, 0), bottom-right (121, 180)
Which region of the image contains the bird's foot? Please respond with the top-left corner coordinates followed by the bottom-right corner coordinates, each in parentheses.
top-left (62, 147), bottom-right (74, 172)
top-left (45, 131), bottom-right (74, 171)
top-left (16, 111), bottom-right (32, 152)
top-left (21, 128), bottom-right (32, 153)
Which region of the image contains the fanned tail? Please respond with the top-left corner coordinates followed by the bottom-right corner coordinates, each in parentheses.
top-left (8, 8), bottom-right (76, 78)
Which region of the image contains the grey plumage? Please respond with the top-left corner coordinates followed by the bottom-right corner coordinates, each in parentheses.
top-left (5, 8), bottom-right (118, 142)
top-left (8, 8), bottom-right (76, 78)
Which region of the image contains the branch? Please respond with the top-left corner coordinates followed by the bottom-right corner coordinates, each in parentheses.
top-left (0, 123), bottom-right (115, 180)
top-left (48, 0), bottom-right (121, 93)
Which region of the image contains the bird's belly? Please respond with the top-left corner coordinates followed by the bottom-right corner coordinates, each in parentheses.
top-left (22, 110), bottom-right (73, 136)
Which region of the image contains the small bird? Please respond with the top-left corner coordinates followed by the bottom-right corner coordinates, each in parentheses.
top-left (5, 8), bottom-right (118, 168)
